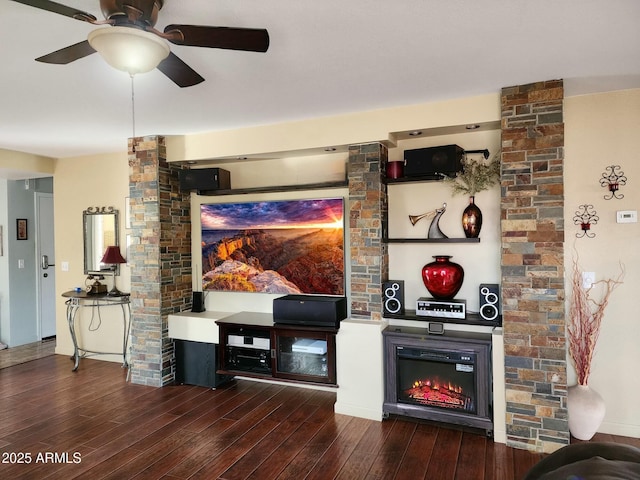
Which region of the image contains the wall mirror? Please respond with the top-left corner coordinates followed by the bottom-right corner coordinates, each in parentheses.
top-left (83, 206), bottom-right (120, 275)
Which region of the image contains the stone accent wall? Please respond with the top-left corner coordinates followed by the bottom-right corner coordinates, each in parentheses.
top-left (501, 81), bottom-right (568, 453)
top-left (348, 143), bottom-right (388, 320)
top-left (128, 136), bottom-right (192, 387)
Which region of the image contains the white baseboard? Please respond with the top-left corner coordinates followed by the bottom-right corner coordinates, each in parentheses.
top-left (599, 421), bottom-right (640, 439)
top-left (334, 401), bottom-right (383, 421)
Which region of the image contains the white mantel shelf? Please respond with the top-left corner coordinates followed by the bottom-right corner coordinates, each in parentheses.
top-left (167, 310), bottom-right (235, 344)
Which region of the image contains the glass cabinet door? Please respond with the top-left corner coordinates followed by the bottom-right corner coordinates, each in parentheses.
top-left (272, 330), bottom-right (336, 384)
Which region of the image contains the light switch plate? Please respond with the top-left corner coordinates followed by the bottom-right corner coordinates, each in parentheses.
top-left (616, 210), bottom-right (637, 223)
top-left (582, 272), bottom-right (595, 289)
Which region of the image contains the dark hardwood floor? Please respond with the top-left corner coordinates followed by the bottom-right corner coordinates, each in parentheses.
top-left (0, 356), bottom-right (637, 480)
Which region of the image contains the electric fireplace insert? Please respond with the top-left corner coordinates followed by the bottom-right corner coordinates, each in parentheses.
top-left (383, 325), bottom-right (493, 435)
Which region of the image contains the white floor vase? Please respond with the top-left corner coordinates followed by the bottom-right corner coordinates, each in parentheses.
top-left (568, 384), bottom-right (606, 440)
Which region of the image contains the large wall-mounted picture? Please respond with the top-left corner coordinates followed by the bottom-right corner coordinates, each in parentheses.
top-left (201, 197), bottom-right (345, 295)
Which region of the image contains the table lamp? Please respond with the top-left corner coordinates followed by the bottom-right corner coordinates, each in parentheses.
top-left (100, 246), bottom-right (127, 296)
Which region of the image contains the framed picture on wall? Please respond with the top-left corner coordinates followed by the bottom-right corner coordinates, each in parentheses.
top-left (200, 197), bottom-right (345, 295)
top-left (17, 218), bottom-right (27, 240)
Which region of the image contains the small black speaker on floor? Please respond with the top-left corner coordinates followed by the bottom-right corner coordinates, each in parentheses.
top-left (191, 291), bottom-right (205, 313)
top-left (383, 280), bottom-right (405, 315)
top-left (479, 284), bottom-right (500, 321)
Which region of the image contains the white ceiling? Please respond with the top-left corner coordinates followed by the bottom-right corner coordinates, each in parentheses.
top-left (1, 0), bottom-right (639, 161)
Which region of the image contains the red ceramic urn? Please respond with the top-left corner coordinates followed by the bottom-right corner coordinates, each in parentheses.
top-left (421, 255), bottom-right (464, 300)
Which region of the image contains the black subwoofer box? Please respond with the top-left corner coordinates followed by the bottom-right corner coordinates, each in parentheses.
top-left (403, 144), bottom-right (464, 178)
top-left (174, 340), bottom-right (232, 388)
top-left (179, 168), bottom-right (231, 192)
top-left (273, 295), bottom-right (347, 328)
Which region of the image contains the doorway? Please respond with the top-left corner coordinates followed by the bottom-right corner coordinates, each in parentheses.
top-left (36, 192), bottom-right (56, 340)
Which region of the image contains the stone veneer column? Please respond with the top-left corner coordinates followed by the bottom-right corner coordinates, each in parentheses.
top-left (501, 81), bottom-right (568, 453)
top-left (348, 143), bottom-right (388, 320)
top-left (127, 136), bottom-right (192, 386)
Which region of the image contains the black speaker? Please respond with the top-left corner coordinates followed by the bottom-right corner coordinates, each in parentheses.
top-left (403, 144), bottom-right (464, 178)
top-left (383, 280), bottom-right (405, 316)
top-left (179, 168), bottom-right (231, 192)
top-left (174, 340), bottom-right (232, 388)
top-left (479, 284), bottom-right (500, 321)
top-left (191, 291), bottom-right (205, 313)
top-left (273, 295), bottom-right (347, 328)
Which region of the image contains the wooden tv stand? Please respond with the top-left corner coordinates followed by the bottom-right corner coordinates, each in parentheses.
top-left (216, 312), bottom-right (338, 387)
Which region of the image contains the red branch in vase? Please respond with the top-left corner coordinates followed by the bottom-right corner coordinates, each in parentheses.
top-left (568, 253), bottom-right (624, 386)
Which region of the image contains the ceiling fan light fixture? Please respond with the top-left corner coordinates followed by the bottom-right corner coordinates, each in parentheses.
top-left (88, 26), bottom-right (170, 75)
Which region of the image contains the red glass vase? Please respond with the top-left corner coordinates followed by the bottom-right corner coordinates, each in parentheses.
top-left (421, 255), bottom-right (464, 300)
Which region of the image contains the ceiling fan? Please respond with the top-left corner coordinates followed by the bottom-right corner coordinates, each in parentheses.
top-left (10, 0), bottom-right (270, 87)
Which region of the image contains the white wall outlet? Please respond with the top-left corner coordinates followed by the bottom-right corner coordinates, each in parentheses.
top-left (582, 271), bottom-right (596, 289)
top-left (18, 259), bottom-right (24, 269)
top-left (616, 210), bottom-right (638, 223)
top-left (61, 261), bottom-right (69, 272)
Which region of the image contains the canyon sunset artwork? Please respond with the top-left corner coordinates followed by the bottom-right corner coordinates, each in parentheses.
top-left (201, 198), bottom-right (345, 295)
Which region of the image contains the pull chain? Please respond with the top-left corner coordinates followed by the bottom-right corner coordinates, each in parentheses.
top-left (130, 74), bottom-right (136, 152)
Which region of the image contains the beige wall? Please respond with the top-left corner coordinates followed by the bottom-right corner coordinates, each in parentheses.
top-left (53, 152), bottom-right (130, 362)
top-left (564, 88), bottom-right (640, 437)
top-left (0, 148), bottom-right (54, 179)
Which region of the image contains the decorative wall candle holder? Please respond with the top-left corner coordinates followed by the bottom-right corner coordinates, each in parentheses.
top-left (573, 204), bottom-right (598, 238)
top-left (600, 165), bottom-right (627, 200)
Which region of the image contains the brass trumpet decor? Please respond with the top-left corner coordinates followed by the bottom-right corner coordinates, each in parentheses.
top-left (409, 203), bottom-right (448, 238)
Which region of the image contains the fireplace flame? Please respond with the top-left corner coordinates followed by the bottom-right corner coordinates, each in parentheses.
top-left (411, 377), bottom-right (463, 394)
top-left (404, 376), bottom-right (471, 411)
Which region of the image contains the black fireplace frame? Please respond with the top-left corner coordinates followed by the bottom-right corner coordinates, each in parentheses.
top-left (383, 326), bottom-right (493, 435)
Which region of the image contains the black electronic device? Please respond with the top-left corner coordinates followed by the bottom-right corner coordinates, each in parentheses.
top-left (273, 295), bottom-right (347, 328)
top-left (479, 284), bottom-right (500, 321)
top-left (403, 144), bottom-right (464, 179)
top-left (416, 297), bottom-right (466, 319)
top-left (191, 291), bottom-right (205, 313)
top-left (225, 345), bottom-right (272, 374)
top-left (179, 168), bottom-right (231, 193)
top-left (174, 340), bottom-right (232, 388)
top-left (223, 327), bottom-right (272, 374)
top-left (383, 280), bottom-right (405, 315)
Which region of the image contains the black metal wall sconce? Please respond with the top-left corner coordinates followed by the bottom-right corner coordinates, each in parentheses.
top-left (600, 165), bottom-right (627, 200)
top-left (574, 204), bottom-right (598, 238)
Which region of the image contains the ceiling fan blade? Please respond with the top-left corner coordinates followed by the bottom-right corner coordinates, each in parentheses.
top-left (35, 40), bottom-right (96, 64)
top-left (9, 0), bottom-right (97, 22)
top-left (164, 25), bottom-right (269, 52)
top-left (157, 52), bottom-right (205, 88)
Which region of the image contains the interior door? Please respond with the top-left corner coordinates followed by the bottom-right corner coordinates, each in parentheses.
top-left (36, 192), bottom-right (56, 339)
